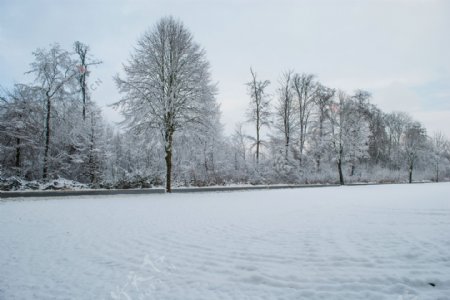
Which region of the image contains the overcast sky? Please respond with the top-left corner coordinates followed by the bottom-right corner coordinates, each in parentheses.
top-left (1, 0), bottom-right (449, 137)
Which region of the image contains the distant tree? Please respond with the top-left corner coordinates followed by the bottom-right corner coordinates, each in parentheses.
top-left (328, 91), bottom-right (369, 185)
top-left (310, 83), bottom-right (334, 171)
top-left (73, 41), bottom-right (102, 121)
top-left (274, 71), bottom-right (296, 159)
top-left (115, 17), bottom-right (217, 192)
top-left (84, 104), bottom-right (105, 184)
top-left (0, 84), bottom-right (42, 178)
top-left (328, 92), bottom-right (346, 185)
top-left (403, 121), bottom-right (427, 183)
top-left (367, 107), bottom-right (388, 166)
top-left (27, 44), bottom-right (77, 179)
top-left (71, 42), bottom-right (105, 183)
top-left (292, 73), bottom-right (317, 164)
top-left (173, 101), bottom-right (224, 186)
top-left (384, 112), bottom-right (411, 170)
top-left (246, 68), bottom-right (271, 165)
top-left (231, 123), bottom-right (249, 178)
top-left (430, 132), bottom-right (448, 182)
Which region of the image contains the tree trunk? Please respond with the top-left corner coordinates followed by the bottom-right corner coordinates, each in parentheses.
top-left (164, 130), bottom-right (174, 192)
top-left (408, 162), bottom-right (413, 184)
top-left (43, 95), bottom-right (51, 179)
top-left (88, 153), bottom-right (95, 183)
top-left (88, 135), bottom-right (95, 183)
top-left (299, 127), bottom-right (304, 164)
top-left (15, 138), bottom-right (21, 170)
top-left (316, 113), bottom-right (324, 172)
top-left (256, 110), bottom-right (260, 165)
top-left (285, 135), bottom-right (289, 160)
top-left (256, 140), bottom-right (260, 164)
top-left (436, 165), bottom-right (439, 183)
top-left (337, 147), bottom-right (345, 186)
top-left (337, 159), bottom-right (344, 185)
top-left (81, 74), bottom-right (86, 121)
top-left (75, 42), bottom-right (88, 121)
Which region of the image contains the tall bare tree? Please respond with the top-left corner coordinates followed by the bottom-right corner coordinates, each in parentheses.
top-left (311, 83), bottom-right (334, 171)
top-left (74, 41), bottom-right (102, 121)
top-left (28, 45), bottom-right (76, 179)
top-left (292, 73), bottom-right (317, 164)
top-left (274, 71), bottom-right (296, 159)
top-left (246, 68), bottom-right (270, 165)
top-left (115, 17), bottom-right (217, 192)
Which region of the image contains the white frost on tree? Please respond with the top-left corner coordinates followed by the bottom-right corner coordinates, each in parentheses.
top-left (115, 16), bottom-right (218, 192)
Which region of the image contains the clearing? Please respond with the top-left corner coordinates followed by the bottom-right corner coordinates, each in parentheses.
top-left (1, 183), bottom-right (450, 299)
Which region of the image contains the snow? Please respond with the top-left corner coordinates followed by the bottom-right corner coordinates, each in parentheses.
top-left (1, 183), bottom-right (450, 300)
top-left (0, 177), bottom-right (89, 191)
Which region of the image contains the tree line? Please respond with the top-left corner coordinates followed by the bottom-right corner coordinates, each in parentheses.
top-left (1, 17), bottom-right (449, 192)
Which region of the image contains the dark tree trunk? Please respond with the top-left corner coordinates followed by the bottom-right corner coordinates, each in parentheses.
top-left (43, 95), bottom-right (51, 179)
top-left (337, 158), bottom-right (344, 185)
top-left (75, 42), bottom-right (88, 121)
top-left (256, 139), bottom-right (260, 164)
top-left (164, 130), bottom-right (174, 192)
top-left (88, 152), bottom-right (95, 183)
top-left (316, 112), bottom-right (324, 172)
top-left (15, 138), bottom-right (21, 170)
top-left (436, 165), bottom-right (439, 183)
top-left (337, 149), bottom-right (345, 185)
top-left (408, 162), bottom-right (413, 184)
top-left (284, 126), bottom-right (289, 160)
top-left (81, 74), bottom-right (86, 121)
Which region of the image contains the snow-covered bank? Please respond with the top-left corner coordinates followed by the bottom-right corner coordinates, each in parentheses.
top-left (1, 179), bottom-right (443, 199)
top-left (1, 183), bottom-right (450, 299)
top-left (1, 183), bottom-right (337, 198)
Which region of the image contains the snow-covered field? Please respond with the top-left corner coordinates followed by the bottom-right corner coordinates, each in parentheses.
top-left (1, 183), bottom-right (450, 300)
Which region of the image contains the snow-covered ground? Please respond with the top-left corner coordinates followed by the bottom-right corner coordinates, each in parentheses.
top-left (1, 183), bottom-right (450, 300)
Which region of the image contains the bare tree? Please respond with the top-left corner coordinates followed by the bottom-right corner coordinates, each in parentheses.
top-left (292, 73), bottom-right (317, 164)
top-left (329, 92), bottom-right (346, 185)
top-left (232, 123), bottom-right (248, 166)
top-left (0, 84), bottom-right (42, 177)
top-left (403, 121), bottom-right (427, 183)
top-left (329, 91), bottom-right (369, 185)
top-left (28, 44), bottom-right (77, 179)
top-left (115, 17), bottom-right (216, 192)
top-left (74, 41), bottom-right (102, 121)
top-left (246, 68), bottom-right (270, 165)
top-left (430, 132), bottom-right (448, 182)
top-left (274, 71), bottom-right (296, 159)
top-left (385, 112), bottom-right (410, 170)
top-left (311, 83), bottom-right (334, 171)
